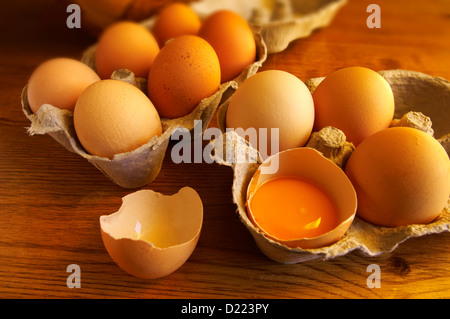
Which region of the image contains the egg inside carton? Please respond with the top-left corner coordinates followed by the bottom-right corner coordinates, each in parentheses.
top-left (21, 0), bottom-right (349, 189)
top-left (21, 14), bottom-right (267, 189)
top-left (212, 69), bottom-right (450, 263)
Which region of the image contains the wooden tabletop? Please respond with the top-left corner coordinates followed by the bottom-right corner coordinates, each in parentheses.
top-left (1, 0), bottom-right (449, 299)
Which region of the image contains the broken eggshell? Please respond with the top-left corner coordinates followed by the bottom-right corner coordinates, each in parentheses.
top-left (100, 187), bottom-right (203, 279)
top-left (21, 19), bottom-right (267, 189)
top-left (211, 69), bottom-right (450, 263)
top-left (246, 147), bottom-right (357, 251)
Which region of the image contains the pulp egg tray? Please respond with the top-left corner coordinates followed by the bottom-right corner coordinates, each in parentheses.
top-left (212, 69), bottom-right (450, 263)
top-left (21, 19), bottom-right (266, 190)
top-left (21, 0), bottom-right (346, 189)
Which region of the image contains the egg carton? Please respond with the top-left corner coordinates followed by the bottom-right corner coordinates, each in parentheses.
top-left (21, 20), bottom-right (267, 189)
top-left (211, 69), bottom-right (450, 263)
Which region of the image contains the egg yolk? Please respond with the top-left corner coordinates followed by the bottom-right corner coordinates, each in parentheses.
top-left (248, 176), bottom-right (339, 240)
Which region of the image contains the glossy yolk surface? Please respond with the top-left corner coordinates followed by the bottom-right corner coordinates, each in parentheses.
top-left (249, 176), bottom-right (339, 240)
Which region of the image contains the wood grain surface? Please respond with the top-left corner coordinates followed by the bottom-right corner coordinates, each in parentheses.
top-left (1, 0), bottom-right (449, 299)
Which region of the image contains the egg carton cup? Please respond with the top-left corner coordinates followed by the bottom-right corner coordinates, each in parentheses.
top-left (20, 78), bottom-right (235, 189)
top-left (191, 0), bottom-right (347, 54)
top-left (21, 18), bottom-right (267, 189)
top-left (211, 69), bottom-right (450, 263)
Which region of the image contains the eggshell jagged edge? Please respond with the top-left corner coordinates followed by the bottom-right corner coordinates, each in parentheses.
top-left (212, 69), bottom-right (450, 264)
top-left (99, 187), bottom-right (203, 279)
top-left (21, 21), bottom-right (267, 189)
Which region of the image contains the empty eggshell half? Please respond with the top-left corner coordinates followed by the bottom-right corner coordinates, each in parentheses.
top-left (100, 187), bottom-right (203, 279)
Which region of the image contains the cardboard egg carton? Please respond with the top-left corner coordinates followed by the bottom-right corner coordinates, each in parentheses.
top-left (22, 20), bottom-right (267, 189)
top-left (212, 69), bottom-right (450, 263)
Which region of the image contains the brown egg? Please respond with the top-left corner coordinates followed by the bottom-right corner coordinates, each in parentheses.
top-left (198, 10), bottom-right (256, 83)
top-left (27, 58), bottom-right (100, 113)
top-left (152, 2), bottom-right (201, 47)
top-left (226, 70), bottom-right (314, 160)
top-left (74, 79), bottom-right (162, 159)
top-left (147, 35), bottom-right (221, 119)
top-left (71, 0), bottom-right (187, 35)
top-left (95, 21), bottom-right (160, 79)
top-left (345, 127), bottom-right (450, 227)
top-left (313, 66), bottom-right (395, 146)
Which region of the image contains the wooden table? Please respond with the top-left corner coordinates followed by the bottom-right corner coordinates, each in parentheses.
top-left (1, 0), bottom-right (449, 299)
